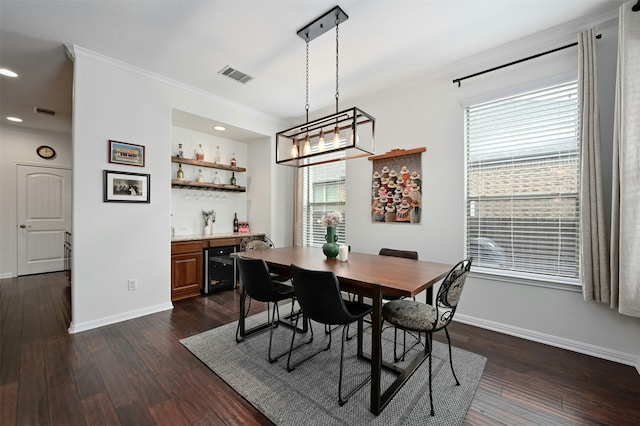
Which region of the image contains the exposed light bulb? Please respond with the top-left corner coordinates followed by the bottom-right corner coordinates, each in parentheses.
top-left (303, 134), bottom-right (311, 155)
top-left (291, 141), bottom-right (299, 158)
top-left (0, 68), bottom-right (18, 78)
top-left (318, 129), bottom-right (326, 151)
top-left (333, 124), bottom-right (341, 148)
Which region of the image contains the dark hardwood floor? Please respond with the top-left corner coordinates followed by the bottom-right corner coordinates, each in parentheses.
top-left (1, 272), bottom-right (638, 425)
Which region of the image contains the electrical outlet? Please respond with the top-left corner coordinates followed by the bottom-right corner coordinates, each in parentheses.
top-left (127, 279), bottom-right (137, 291)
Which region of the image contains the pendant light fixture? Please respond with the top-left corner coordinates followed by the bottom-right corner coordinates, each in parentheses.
top-left (276, 6), bottom-right (375, 167)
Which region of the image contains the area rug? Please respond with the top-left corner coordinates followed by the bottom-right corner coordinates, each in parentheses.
top-left (180, 306), bottom-right (486, 425)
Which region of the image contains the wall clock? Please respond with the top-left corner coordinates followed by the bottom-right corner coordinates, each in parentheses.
top-left (36, 145), bottom-right (56, 159)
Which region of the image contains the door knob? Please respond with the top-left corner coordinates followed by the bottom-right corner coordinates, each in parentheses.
top-left (19, 224), bottom-right (32, 228)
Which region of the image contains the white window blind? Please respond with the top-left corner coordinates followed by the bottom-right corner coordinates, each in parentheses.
top-left (302, 161), bottom-right (347, 247)
top-left (464, 81), bottom-right (580, 282)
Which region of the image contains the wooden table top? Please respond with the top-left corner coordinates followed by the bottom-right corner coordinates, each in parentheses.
top-left (237, 246), bottom-right (452, 298)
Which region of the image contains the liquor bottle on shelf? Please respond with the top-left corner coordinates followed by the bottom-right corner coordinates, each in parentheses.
top-left (213, 171), bottom-right (220, 184)
top-left (197, 169), bottom-right (204, 183)
top-left (196, 144), bottom-right (205, 161)
top-left (233, 213), bottom-right (239, 233)
top-left (177, 143), bottom-right (184, 158)
top-left (230, 153), bottom-right (237, 167)
top-left (214, 146), bottom-right (221, 164)
top-left (230, 172), bottom-right (236, 186)
top-left (176, 164), bottom-right (184, 181)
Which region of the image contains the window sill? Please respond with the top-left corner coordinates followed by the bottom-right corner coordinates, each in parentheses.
top-left (469, 267), bottom-right (582, 293)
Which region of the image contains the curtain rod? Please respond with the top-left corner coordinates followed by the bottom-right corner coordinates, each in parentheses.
top-left (452, 34), bottom-right (602, 87)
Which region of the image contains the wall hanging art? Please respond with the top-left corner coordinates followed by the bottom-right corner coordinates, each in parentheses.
top-left (368, 148), bottom-right (425, 224)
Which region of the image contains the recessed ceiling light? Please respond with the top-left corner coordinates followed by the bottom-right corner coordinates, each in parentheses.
top-left (0, 68), bottom-right (18, 78)
top-left (7, 116), bottom-right (23, 122)
top-left (213, 126), bottom-right (226, 131)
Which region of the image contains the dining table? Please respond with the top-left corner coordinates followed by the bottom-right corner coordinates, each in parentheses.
top-left (236, 246), bottom-right (453, 415)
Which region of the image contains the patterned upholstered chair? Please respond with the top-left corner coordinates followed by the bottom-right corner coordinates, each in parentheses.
top-left (240, 235), bottom-right (276, 252)
top-left (382, 258), bottom-right (472, 416)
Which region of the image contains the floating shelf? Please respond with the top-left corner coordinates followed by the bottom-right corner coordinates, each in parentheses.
top-left (171, 157), bottom-right (246, 172)
top-left (171, 180), bottom-right (246, 192)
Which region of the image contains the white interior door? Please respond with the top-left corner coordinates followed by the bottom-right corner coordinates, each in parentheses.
top-left (17, 165), bottom-right (72, 276)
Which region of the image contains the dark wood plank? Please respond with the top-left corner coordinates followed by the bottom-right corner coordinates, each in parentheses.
top-left (1, 271), bottom-right (638, 426)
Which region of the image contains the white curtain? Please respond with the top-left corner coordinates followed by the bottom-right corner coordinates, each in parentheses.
top-left (611, 2), bottom-right (640, 317)
top-left (578, 29), bottom-right (611, 303)
top-left (293, 168), bottom-right (304, 247)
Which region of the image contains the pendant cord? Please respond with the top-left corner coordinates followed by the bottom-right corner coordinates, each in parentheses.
top-left (335, 13), bottom-right (340, 114)
top-left (305, 32), bottom-right (310, 123)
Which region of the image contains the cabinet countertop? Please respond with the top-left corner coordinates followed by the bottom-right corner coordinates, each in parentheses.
top-left (171, 231), bottom-right (265, 243)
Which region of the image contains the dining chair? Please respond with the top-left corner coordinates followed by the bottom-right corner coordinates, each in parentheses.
top-left (287, 264), bottom-right (373, 406)
top-left (381, 257), bottom-right (472, 416)
top-left (379, 247), bottom-right (419, 361)
top-left (240, 235), bottom-right (276, 251)
top-left (235, 256), bottom-right (299, 363)
top-left (239, 235), bottom-right (290, 282)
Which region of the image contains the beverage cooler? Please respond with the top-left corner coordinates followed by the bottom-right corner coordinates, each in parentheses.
top-left (202, 245), bottom-right (236, 294)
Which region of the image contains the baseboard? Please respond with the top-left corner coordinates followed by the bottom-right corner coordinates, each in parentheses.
top-left (68, 302), bottom-right (174, 334)
top-left (454, 313), bottom-right (640, 374)
top-left (0, 272), bottom-right (14, 279)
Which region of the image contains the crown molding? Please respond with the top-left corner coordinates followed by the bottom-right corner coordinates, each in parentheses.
top-left (64, 44), bottom-right (282, 127)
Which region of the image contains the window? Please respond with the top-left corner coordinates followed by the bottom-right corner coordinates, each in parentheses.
top-left (464, 81), bottom-right (580, 283)
top-left (302, 161), bottom-right (347, 247)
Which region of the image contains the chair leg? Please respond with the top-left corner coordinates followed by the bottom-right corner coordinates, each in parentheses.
top-left (444, 327), bottom-right (460, 386)
top-left (267, 302), bottom-right (298, 363)
top-left (391, 327), bottom-right (422, 362)
top-left (235, 292), bottom-right (248, 343)
top-left (286, 315), bottom-right (318, 372)
top-left (427, 332), bottom-right (434, 416)
top-left (338, 323), bottom-right (371, 406)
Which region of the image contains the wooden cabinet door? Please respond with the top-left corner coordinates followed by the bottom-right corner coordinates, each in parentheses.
top-left (171, 252), bottom-right (202, 301)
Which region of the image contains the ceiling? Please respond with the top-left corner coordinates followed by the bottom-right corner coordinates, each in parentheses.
top-left (0, 0), bottom-right (624, 136)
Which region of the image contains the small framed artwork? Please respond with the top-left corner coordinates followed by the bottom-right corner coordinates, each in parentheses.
top-left (103, 170), bottom-right (150, 203)
top-left (109, 140), bottom-right (145, 167)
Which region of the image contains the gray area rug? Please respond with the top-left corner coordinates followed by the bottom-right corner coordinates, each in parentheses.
top-left (180, 306), bottom-right (486, 425)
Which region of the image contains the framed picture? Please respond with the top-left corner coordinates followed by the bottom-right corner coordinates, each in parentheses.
top-left (103, 170), bottom-right (150, 203)
top-left (109, 140), bottom-right (145, 167)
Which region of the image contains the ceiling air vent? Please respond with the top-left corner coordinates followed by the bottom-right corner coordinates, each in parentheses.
top-left (34, 107), bottom-right (56, 116)
top-left (218, 66), bottom-right (253, 84)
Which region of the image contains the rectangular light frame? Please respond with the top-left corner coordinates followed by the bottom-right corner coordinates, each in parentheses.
top-left (276, 107), bottom-right (375, 167)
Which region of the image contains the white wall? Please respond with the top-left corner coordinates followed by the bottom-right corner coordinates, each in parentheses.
top-left (68, 45), bottom-right (288, 332)
top-left (342, 22), bottom-right (640, 368)
top-left (0, 125), bottom-right (72, 278)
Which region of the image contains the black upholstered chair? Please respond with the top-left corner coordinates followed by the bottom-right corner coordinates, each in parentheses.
top-left (382, 257), bottom-right (472, 416)
top-left (378, 248), bottom-right (419, 360)
top-left (378, 248), bottom-right (418, 300)
top-left (235, 256), bottom-right (297, 363)
top-left (287, 264), bottom-right (373, 406)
